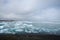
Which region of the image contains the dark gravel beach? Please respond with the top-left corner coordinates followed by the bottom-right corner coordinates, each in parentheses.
top-left (0, 34), bottom-right (60, 40)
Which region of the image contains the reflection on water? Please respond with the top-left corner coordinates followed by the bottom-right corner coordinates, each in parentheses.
top-left (0, 21), bottom-right (60, 35)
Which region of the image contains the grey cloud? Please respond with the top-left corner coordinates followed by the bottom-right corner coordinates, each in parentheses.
top-left (0, 0), bottom-right (37, 20)
top-left (0, 0), bottom-right (60, 23)
top-left (29, 8), bottom-right (60, 23)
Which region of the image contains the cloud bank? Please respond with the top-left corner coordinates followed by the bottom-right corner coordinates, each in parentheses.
top-left (0, 0), bottom-right (60, 22)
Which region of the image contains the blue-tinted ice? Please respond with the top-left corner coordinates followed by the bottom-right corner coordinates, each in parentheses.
top-left (0, 21), bottom-right (60, 35)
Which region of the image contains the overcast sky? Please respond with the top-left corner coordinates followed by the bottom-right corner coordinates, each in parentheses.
top-left (0, 0), bottom-right (60, 22)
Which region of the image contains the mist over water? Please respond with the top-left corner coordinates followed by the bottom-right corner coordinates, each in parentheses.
top-left (0, 21), bottom-right (60, 35)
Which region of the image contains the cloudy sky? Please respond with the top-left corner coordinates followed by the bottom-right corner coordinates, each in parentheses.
top-left (0, 0), bottom-right (60, 22)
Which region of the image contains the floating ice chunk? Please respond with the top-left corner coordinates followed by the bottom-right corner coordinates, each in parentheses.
top-left (2, 29), bottom-right (8, 32)
top-left (27, 31), bottom-right (32, 33)
top-left (35, 27), bottom-right (40, 30)
top-left (23, 24), bottom-right (28, 26)
top-left (24, 29), bottom-right (32, 33)
top-left (0, 30), bottom-right (4, 33)
top-left (20, 26), bottom-right (25, 28)
top-left (15, 21), bottom-right (23, 26)
top-left (14, 26), bottom-right (20, 29)
top-left (15, 29), bottom-right (24, 32)
top-left (27, 25), bottom-right (33, 27)
top-left (31, 26), bottom-right (36, 30)
top-left (31, 30), bottom-right (38, 33)
top-left (0, 29), bottom-right (9, 33)
top-left (23, 21), bottom-right (32, 23)
top-left (0, 26), bottom-right (4, 29)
